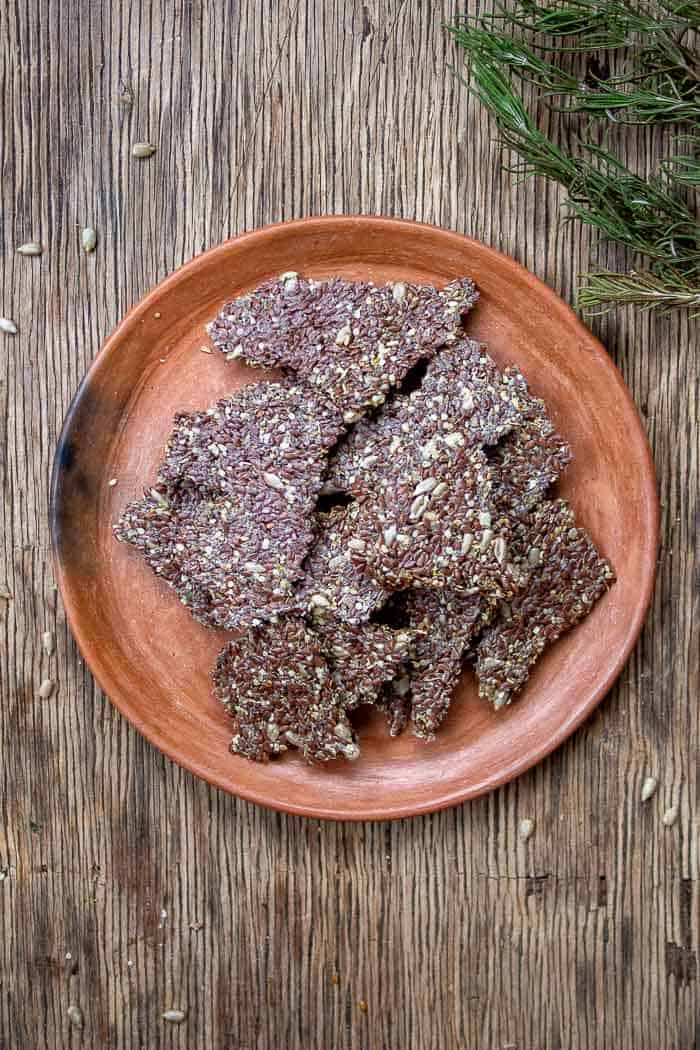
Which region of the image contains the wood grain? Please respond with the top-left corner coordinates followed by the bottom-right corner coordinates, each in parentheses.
top-left (0, 2), bottom-right (697, 1047)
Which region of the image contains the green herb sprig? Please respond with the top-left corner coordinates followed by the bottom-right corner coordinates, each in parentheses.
top-left (448, 7), bottom-right (700, 312)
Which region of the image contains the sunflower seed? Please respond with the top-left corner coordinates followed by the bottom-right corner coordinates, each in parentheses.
top-left (81, 227), bottom-right (97, 253)
top-left (308, 593), bottom-right (332, 610)
top-left (479, 657), bottom-right (502, 672)
top-left (335, 324), bottom-right (353, 346)
top-left (662, 805), bottom-right (679, 827)
top-left (343, 742), bottom-right (361, 760)
top-left (334, 723), bottom-right (353, 741)
top-left (640, 775), bottom-right (658, 802)
top-left (460, 532), bottom-right (474, 555)
top-left (431, 481), bottom-right (448, 499)
top-left (413, 477), bottom-right (438, 497)
top-left (38, 678), bottom-right (55, 699)
top-left (480, 528), bottom-right (494, 550)
top-left (42, 631), bottom-right (55, 656)
top-left (348, 538), bottom-right (366, 552)
top-left (132, 142), bottom-right (157, 158)
top-left (527, 546), bottom-right (542, 567)
top-left (17, 242), bottom-right (42, 256)
top-left (518, 818), bottom-right (535, 841)
top-left (392, 281), bottom-right (407, 303)
top-left (462, 389), bottom-right (475, 413)
top-left (478, 510), bottom-right (492, 528)
top-left (262, 472), bottom-right (285, 492)
top-left (383, 525), bottom-right (397, 547)
top-left (161, 1009), bottom-right (186, 1023)
top-left (67, 1005), bottom-right (84, 1029)
top-left (409, 493), bottom-right (429, 522)
top-left (444, 431), bottom-right (464, 449)
top-left (0, 318), bottom-right (17, 334)
top-left (494, 537), bottom-right (507, 564)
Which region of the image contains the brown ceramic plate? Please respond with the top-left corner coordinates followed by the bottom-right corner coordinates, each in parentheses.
top-left (50, 216), bottom-right (658, 821)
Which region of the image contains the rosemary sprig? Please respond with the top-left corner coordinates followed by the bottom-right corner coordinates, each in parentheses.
top-left (448, 19), bottom-right (700, 125)
top-left (579, 270), bottom-right (700, 311)
top-left (448, 12), bottom-right (700, 312)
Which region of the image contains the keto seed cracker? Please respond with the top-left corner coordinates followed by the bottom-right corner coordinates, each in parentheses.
top-left (326, 341), bottom-right (541, 496)
top-left (295, 502), bottom-right (389, 624)
top-left (114, 381), bottom-right (343, 629)
top-left (474, 499), bottom-right (615, 709)
top-left (347, 444), bottom-right (524, 598)
top-left (311, 620), bottom-right (414, 709)
top-left (399, 588), bottom-right (486, 739)
top-left (208, 275), bottom-right (479, 420)
top-left (212, 617), bottom-right (359, 763)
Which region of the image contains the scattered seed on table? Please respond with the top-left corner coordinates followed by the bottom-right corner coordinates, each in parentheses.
top-left (519, 818), bottom-right (535, 841)
top-left (108, 477), bottom-right (118, 487)
top-left (162, 1009), bottom-right (187, 1023)
top-left (358, 1000), bottom-right (368, 1013)
top-left (153, 311), bottom-right (161, 318)
top-left (640, 776), bottom-right (658, 802)
top-left (81, 227), bottom-right (97, 253)
top-left (0, 584), bottom-right (12, 600)
top-left (17, 242), bottom-right (42, 256)
top-left (330, 974), bottom-right (339, 986)
top-left (199, 345), bottom-right (212, 354)
top-left (0, 318), bottom-right (17, 335)
top-left (67, 1005), bottom-right (84, 1029)
top-left (38, 678), bottom-right (55, 699)
top-left (42, 631), bottom-right (55, 656)
top-left (132, 142), bottom-right (157, 158)
top-left (662, 805), bottom-right (679, 827)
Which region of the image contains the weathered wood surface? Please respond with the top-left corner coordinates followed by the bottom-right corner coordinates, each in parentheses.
top-left (1, 2), bottom-right (697, 1047)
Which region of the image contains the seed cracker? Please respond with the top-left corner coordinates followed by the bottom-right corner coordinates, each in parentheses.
top-left (326, 341), bottom-right (540, 496)
top-left (399, 588), bottom-right (486, 739)
top-left (212, 618), bottom-right (359, 763)
top-left (295, 503), bottom-right (389, 624)
top-left (492, 413), bottom-right (572, 519)
top-left (208, 275), bottom-right (479, 419)
top-left (348, 445), bottom-right (524, 597)
top-left (474, 499), bottom-right (615, 709)
top-left (114, 381), bottom-right (343, 630)
top-left (311, 620), bottom-right (414, 709)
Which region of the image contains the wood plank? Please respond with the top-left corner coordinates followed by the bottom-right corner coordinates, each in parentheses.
top-left (0, 1), bottom-right (697, 1047)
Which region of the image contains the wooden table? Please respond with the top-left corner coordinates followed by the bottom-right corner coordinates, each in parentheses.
top-left (2, 3), bottom-right (697, 1047)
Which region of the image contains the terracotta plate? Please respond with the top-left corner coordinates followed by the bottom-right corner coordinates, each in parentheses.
top-left (50, 216), bottom-right (658, 821)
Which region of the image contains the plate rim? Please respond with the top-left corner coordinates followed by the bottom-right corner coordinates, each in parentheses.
top-left (49, 214), bottom-right (660, 821)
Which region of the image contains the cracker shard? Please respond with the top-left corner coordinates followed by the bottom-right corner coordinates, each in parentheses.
top-left (310, 620), bottom-right (414, 709)
top-left (114, 381), bottom-right (342, 630)
top-left (347, 444), bottom-right (523, 598)
top-left (399, 588), bottom-right (486, 739)
top-left (296, 503), bottom-right (389, 625)
top-left (208, 275), bottom-right (479, 418)
top-left (326, 341), bottom-right (540, 495)
top-left (492, 411), bottom-right (572, 519)
top-left (212, 617), bottom-right (359, 763)
top-left (475, 499), bottom-right (615, 709)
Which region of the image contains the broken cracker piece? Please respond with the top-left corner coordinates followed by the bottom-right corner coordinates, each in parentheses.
top-left (114, 381), bottom-right (342, 630)
top-left (212, 617), bottom-right (359, 763)
top-left (295, 503), bottom-right (389, 625)
top-left (311, 619), bottom-right (413, 709)
top-left (474, 500), bottom-right (614, 709)
top-left (208, 275), bottom-right (479, 419)
top-left (401, 588), bottom-right (486, 739)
